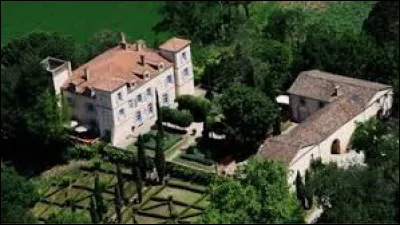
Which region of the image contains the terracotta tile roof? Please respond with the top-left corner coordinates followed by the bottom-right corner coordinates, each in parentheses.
top-left (159, 37), bottom-right (191, 52)
top-left (64, 42), bottom-right (173, 93)
top-left (287, 70), bottom-right (389, 101)
top-left (259, 70), bottom-right (391, 165)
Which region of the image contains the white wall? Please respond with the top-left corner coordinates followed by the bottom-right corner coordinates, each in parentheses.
top-left (287, 89), bottom-right (393, 187)
top-left (110, 67), bottom-right (176, 145)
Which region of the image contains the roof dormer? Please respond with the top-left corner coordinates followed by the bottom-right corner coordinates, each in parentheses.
top-left (144, 71), bottom-right (150, 80)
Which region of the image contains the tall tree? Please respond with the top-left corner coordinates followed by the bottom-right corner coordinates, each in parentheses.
top-left (136, 135), bottom-right (147, 180)
top-left (94, 173), bottom-right (106, 221)
top-left (304, 169), bottom-right (312, 210)
top-left (295, 171), bottom-right (306, 209)
top-left (89, 196), bottom-right (100, 224)
top-left (154, 90), bottom-right (166, 183)
top-left (116, 164), bottom-right (125, 204)
top-left (219, 84), bottom-right (279, 153)
top-left (135, 165), bottom-right (143, 204)
top-left (200, 158), bottom-right (303, 223)
top-left (114, 184), bottom-right (122, 223)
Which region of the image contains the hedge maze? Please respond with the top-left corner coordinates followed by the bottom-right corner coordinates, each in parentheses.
top-left (32, 160), bottom-right (209, 224)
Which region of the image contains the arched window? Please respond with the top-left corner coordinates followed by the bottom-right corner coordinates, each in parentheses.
top-left (331, 139), bottom-right (341, 154)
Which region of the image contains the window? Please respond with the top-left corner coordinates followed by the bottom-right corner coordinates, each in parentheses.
top-left (128, 100), bottom-right (134, 108)
top-left (300, 97), bottom-right (306, 105)
top-left (148, 103), bottom-right (153, 114)
top-left (119, 108), bottom-right (125, 117)
top-left (162, 93), bottom-right (168, 104)
top-left (66, 97), bottom-right (74, 106)
top-left (137, 94), bottom-right (142, 102)
top-left (136, 111), bottom-right (142, 122)
top-left (146, 88), bottom-right (152, 96)
top-left (167, 75), bottom-right (173, 83)
top-left (182, 51), bottom-right (187, 60)
top-left (319, 101), bottom-right (325, 108)
top-left (117, 92), bottom-right (123, 101)
top-left (86, 103), bottom-right (95, 112)
top-left (183, 67), bottom-right (189, 76)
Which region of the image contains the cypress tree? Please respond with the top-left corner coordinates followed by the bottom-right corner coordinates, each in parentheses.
top-left (90, 196), bottom-right (100, 224)
top-left (134, 164), bottom-right (143, 203)
top-left (304, 169), bottom-right (313, 209)
top-left (114, 184), bottom-right (122, 223)
top-left (295, 171), bottom-right (306, 209)
top-left (116, 164), bottom-right (125, 204)
top-left (137, 134), bottom-right (147, 180)
top-left (94, 173), bottom-right (106, 221)
top-left (154, 89), bottom-right (166, 183)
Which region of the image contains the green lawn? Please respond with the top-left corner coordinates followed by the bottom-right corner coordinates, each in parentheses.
top-left (1, 1), bottom-right (170, 46)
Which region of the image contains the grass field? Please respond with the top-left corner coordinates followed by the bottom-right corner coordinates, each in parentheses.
top-left (1, 1), bottom-right (169, 46)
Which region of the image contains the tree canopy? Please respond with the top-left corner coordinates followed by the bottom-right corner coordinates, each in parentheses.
top-left (200, 158), bottom-right (303, 223)
top-left (1, 163), bottom-right (39, 223)
top-left (219, 84), bottom-right (279, 153)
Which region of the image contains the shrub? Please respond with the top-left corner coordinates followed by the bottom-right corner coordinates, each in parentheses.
top-left (142, 133), bottom-right (153, 142)
top-left (161, 107), bottom-right (194, 128)
top-left (175, 95), bottom-right (211, 122)
top-left (166, 162), bottom-right (214, 184)
top-left (180, 153), bottom-right (214, 166)
top-left (63, 143), bottom-right (103, 160)
top-left (47, 210), bottom-right (91, 224)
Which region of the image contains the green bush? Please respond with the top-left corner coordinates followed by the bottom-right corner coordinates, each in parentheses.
top-left (142, 133), bottom-right (153, 142)
top-left (47, 210), bottom-right (91, 224)
top-left (166, 162), bottom-right (214, 185)
top-left (63, 143), bottom-right (104, 160)
top-left (175, 95), bottom-right (211, 122)
top-left (180, 153), bottom-right (214, 166)
top-left (161, 106), bottom-right (194, 128)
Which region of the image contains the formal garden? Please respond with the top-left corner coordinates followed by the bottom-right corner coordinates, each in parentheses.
top-left (31, 151), bottom-right (211, 224)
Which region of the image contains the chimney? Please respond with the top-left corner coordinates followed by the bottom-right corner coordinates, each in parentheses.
top-left (140, 55), bottom-right (146, 66)
top-left (332, 85), bottom-right (340, 96)
top-left (120, 32), bottom-right (127, 50)
top-left (84, 67), bottom-right (90, 81)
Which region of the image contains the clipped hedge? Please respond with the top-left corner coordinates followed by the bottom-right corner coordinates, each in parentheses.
top-left (63, 142), bottom-right (105, 160)
top-left (175, 95), bottom-right (211, 122)
top-left (165, 162), bottom-right (214, 185)
top-left (180, 153), bottom-right (214, 166)
top-left (161, 106), bottom-right (193, 128)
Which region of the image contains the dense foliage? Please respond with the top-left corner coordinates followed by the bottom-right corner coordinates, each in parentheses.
top-left (161, 106), bottom-right (194, 128)
top-left (47, 210), bottom-right (91, 224)
top-left (307, 118), bottom-right (399, 223)
top-left (200, 158), bottom-right (303, 223)
top-left (219, 84), bottom-right (279, 152)
top-left (175, 95), bottom-right (212, 122)
top-left (1, 164), bottom-right (39, 223)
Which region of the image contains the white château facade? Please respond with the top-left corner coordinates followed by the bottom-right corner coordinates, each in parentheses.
top-left (41, 35), bottom-right (195, 147)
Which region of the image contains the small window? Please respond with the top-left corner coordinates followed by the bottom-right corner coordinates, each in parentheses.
top-left (148, 103), bottom-right (153, 114)
top-left (128, 100), bottom-right (134, 108)
top-left (117, 92), bottom-right (123, 101)
top-left (136, 111), bottom-right (142, 122)
top-left (67, 97), bottom-right (74, 106)
top-left (182, 51), bottom-right (187, 60)
top-left (119, 108), bottom-right (125, 116)
top-left (319, 101), bottom-right (325, 108)
top-left (146, 88), bottom-right (152, 96)
top-left (162, 93), bottom-right (168, 104)
top-left (183, 67), bottom-right (189, 76)
top-left (86, 103), bottom-right (95, 112)
top-left (300, 97), bottom-right (306, 105)
top-left (137, 94), bottom-right (142, 102)
top-left (167, 75), bottom-right (173, 83)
